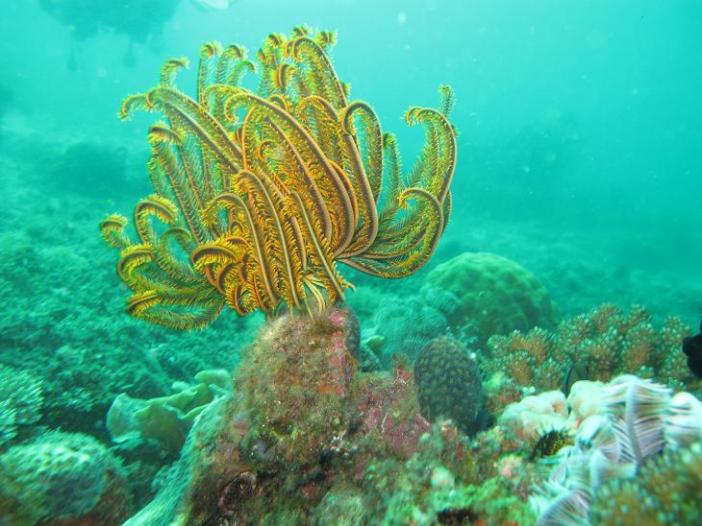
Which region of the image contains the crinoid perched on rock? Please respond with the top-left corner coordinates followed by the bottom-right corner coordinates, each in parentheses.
top-left (100, 27), bottom-right (457, 328)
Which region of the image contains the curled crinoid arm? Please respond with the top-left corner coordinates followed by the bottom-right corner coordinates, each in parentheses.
top-left (342, 187), bottom-right (444, 278)
top-left (100, 214), bottom-right (130, 249)
top-left (405, 104), bottom-right (456, 203)
top-left (103, 28), bottom-right (457, 327)
top-left (159, 57), bottom-right (189, 87)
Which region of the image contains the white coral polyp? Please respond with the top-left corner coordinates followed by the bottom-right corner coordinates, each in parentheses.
top-left (500, 390), bottom-right (568, 441)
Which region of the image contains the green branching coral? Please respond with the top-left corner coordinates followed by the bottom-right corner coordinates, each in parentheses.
top-left (101, 27), bottom-right (456, 328)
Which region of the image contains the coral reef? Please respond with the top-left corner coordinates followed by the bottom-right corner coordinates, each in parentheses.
top-left (102, 27), bottom-right (457, 327)
top-left (483, 303), bottom-right (698, 414)
top-left (414, 336), bottom-right (486, 435)
top-left (362, 427), bottom-right (535, 526)
top-left (0, 217), bottom-right (255, 440)
top-left (352, 364), bottom-right (431, 460)
top-left (46, 140), bottom-right (142, 197)
top-left (363, 422), bottom-right (534, 526)
top-left (121, 304), bottom-right (577, 526)
top-left (531, 375), bottom-right (702, 525)
top-left (235, 306), bottom-right (357, 466)
top-left (427, 252), bottom-right (557, 345)
top-left (360, 283), bottom-right (459, 366)
top-left (124, 307), bottom-right (452, 525)
top-left (0, 430), bottom-right (132, 525)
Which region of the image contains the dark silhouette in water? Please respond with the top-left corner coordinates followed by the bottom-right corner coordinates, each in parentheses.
top-left (45, 141), bottom-right (145, 198)
top-left (682, 317), bottom-right (702, 378)
top-left (39, 0), bottom-right (181, 69)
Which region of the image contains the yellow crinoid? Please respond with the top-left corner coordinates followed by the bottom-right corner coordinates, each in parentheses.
top-left (101, 27), bottom-right (456, 329)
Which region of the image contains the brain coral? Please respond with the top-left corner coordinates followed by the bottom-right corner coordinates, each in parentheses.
top-left (0, 430), bottom-right (131, 525)
top-left (413, 336), bottom-right (485, 435)
top-left (427, 252), bottom-right (557, 345)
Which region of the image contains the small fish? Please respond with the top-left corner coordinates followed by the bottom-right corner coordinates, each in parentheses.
top-left (682, 317), bottom-right (702, 379)
top-left (562, 362), bottom-right (588, 396)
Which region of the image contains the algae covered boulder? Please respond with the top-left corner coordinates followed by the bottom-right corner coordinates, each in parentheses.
top-left (427, 252), bottom-right (557, 344)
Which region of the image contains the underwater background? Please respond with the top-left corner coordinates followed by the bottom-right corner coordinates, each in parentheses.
top-left (1, 1), bottom-right (702, 525)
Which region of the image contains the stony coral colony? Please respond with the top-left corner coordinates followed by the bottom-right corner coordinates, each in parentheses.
top-left (100, 26), bottom-right (456, 328)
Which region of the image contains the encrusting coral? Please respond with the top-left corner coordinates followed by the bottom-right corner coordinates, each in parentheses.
top-left (483, 303), bottom-right (697, 414)
top-left (100, 26), bottom-right (457, 327)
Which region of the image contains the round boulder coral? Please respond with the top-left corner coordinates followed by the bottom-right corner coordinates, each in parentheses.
top-left (0, 431), bottom-right (132, 525)
top-left (427, 252), bottom-right (557, 345)
top-left (413, 337), bottom-right (485, 435)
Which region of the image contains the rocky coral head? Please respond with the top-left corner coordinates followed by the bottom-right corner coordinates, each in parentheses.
top-left (235, 305), bottom-right (358, 465)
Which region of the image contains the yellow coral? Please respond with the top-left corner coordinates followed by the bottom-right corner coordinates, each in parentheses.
top-left (101, 29), bottom-right (456, 328)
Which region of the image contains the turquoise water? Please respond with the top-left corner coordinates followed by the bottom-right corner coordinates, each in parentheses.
top-left (1, 1), bottom-right (702, 524)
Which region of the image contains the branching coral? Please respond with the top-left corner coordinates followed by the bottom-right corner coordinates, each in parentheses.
top-left (483, 304), bottom-right (697, 414)
top-left (101, 27), bottom-right (456, 328)
top-left (589, 441), bottom-right (702, 525)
